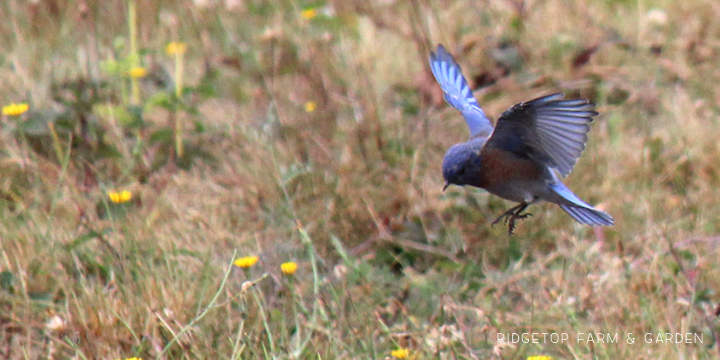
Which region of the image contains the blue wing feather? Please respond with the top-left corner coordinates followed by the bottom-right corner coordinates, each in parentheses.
top-left (430, 45), bottom-right (494, 139)
top-left (485, 93), bottom-right (599, 177)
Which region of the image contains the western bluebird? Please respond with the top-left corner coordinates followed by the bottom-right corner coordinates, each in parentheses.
top-left (429, 44), bottom-right (614, 234)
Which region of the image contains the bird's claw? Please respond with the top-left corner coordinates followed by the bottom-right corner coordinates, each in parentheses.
top-left (491, 204), bottom-right (532, 235)
top-left (492, 212), bottom-right (532, 225)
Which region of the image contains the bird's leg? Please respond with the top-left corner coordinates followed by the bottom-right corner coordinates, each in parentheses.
top-left (491, 203), bottom-right (533, 235)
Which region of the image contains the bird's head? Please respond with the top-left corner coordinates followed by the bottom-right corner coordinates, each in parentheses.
top-left (442, 143), bottom-right (478, 190)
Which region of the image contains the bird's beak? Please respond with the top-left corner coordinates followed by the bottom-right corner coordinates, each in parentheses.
top-left (443, 182), bottom-right (449, 191)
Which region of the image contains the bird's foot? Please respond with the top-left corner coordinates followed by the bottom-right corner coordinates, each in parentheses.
top-left (491, 203), bottom-right (532, 235)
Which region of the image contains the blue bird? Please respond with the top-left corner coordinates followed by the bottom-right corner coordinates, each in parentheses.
top-left (429, 44), bottom-right (613, 234)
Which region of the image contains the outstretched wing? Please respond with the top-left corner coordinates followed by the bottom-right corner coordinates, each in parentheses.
top-left (429, 44), bottom-right (494, 139)
top-left (484, 93), bottom-right (598, 177)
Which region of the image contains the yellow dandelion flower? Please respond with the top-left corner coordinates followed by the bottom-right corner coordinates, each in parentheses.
top-left (127, 67), bottom-right (147, 79)
top-left (166, 42), bottom-right (188, 56)
top-left (234, 256), bottom-right (259, 269)
top-left (2, 103), bottom-right (29, 116)
top-left (391, 348), bottom-right (409, 359)
top-left (301, 8), bottom-right (317, 20)
top-left (527, 356), bottom-right (553, 360)
top-left (281, 262), bottom-right (298, 276)
top-left (115, 357), bottom-right (142, 360)
top-left (304, 101), bottom-right (317, 113)
top-left (108, 190), bottom-right (132, 204)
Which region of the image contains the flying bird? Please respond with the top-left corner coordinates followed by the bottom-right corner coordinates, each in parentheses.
top-left (429, 44), bottom-right (613, 234)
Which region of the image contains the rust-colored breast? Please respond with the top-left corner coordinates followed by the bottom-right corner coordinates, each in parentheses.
top-left (479, 148), bottom-right (543, 189)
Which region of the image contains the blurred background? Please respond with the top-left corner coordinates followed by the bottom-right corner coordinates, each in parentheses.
top-left (0, 0), bottom-right (719, 359)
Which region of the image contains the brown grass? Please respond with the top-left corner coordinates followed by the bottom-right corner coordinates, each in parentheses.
top-left (0, 0), bottom-right (719, 359)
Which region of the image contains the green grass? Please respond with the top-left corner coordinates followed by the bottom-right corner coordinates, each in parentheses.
top-left (0, 0), bottom-right (719, 359)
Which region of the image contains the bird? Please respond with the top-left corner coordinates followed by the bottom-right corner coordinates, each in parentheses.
top-left (429, 44), bottom-right (613, 235)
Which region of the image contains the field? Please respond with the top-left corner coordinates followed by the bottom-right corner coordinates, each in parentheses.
top-left (1, 0), bottom-right (719, 359)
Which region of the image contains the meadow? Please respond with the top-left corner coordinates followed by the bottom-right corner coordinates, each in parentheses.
top-left (0, 0), bottom-right (719, 359)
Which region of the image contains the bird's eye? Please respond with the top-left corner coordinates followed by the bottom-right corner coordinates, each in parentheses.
top-left (457, 167), bottom-right (466, 176)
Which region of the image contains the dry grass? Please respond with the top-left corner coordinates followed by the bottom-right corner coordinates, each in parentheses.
top-left (0, 0), bottom-right (719, 359)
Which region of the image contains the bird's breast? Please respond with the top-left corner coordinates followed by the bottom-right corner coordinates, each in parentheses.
top-left (476, 148), bottom-right (546, 202)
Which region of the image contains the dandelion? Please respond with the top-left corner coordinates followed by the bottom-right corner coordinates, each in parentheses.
top-left (391, 348), bottom-right (409, 359)
top-left (281, 262), bottom-right (298, 276)
top-left (301, 8), bottom-right (317, 20)
top-left (127, 67), bottom-right (147, 79)
top-left (2, 103), bottom-right (29, 116)
top-left (45, 315), bottom-right (66, 331)
top-left (304, 101), bottom-right (317, 113)
top-left (166, 42), bottom-right (187, 56)
top-left (241, 281), bottom-right (254, 292)
top-left (646, 9), bottom-right (668, 27)
top-left (115, 358), bottom-right (142, 360)
top-left (234, 256), bottom-right (259, 269)
top-left (108, 190), bottom-right (132, 204)
top-left (527, 356), bottom-right (552, 360)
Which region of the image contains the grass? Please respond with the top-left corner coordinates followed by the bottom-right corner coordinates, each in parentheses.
top-left (0, 0), bottom-right (719, 359)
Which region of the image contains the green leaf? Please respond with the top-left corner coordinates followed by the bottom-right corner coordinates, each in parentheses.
top-left (196, 75), bottom-right (217, 98)
top-left (99, 58), bottom-right (122, 75)
top-left (146, 92), bottom-right (172, 109)
top-left (18, 111), bottom-right (52, 136)
top-left (192, 120), bottom-right (205, 133)
top-left (97, 142), bottom-right (123, 159)
top-left (149, 128), bottom-right (173, 144)
top-left (65, 229), bottom-right (110, 250)
top-left (0, 270), bottom-right (14, 293)
top-left (124, 105), bottom-right (146, 128)
top-left (178, 101), bottom-right (200, 115)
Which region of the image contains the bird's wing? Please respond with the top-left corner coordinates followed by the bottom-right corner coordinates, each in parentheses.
top-left (429, 44), bottom-right (494, 139)
top-left (484, 93), bottom-right (598, 177)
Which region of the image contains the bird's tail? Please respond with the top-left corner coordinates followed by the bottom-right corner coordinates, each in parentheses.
top-left (559, 204), bottom-right (614, 226)
top-left (549, 182), bottom-right (614, 226)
